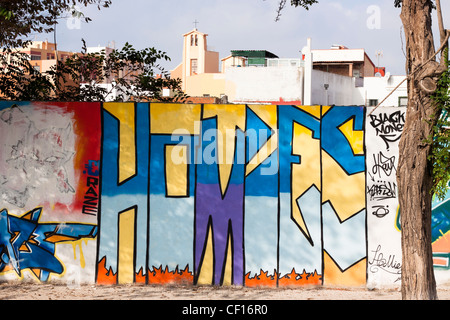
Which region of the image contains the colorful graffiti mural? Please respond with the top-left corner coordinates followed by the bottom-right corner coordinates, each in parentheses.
top-left (0, 207), bottom-right (97, 281)
top-left (96, 103), bottom-right (368, 286)
top-left (0, 101), bottom-right (100, 282)
top-left (431, 191), bottom-right (450, 270)
top-left (0, 101), bottom-right (449, 288)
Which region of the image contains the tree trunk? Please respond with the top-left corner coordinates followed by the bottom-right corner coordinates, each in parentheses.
top-left (397, 0), bottom-right (439, 300)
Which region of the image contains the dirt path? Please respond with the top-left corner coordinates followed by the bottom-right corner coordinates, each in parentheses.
top-left (1, 282), bottom-right (449, 300)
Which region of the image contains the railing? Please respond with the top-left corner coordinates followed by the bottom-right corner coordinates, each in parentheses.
top-left (266, 58), bottom-right (304, 67)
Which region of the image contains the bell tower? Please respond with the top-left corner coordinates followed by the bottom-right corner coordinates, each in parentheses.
top-left (182, 29), bottom-right (209, 78)
top-left (171, 27), bottom-right (220, 92)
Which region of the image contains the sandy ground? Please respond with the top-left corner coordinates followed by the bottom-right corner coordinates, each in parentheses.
top-left (0, 281), bottom-right (449, 300)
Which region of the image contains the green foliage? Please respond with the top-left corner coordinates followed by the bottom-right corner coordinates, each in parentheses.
top-left (0, 0), bottom-right (186, 103)
top-left (0, 0), bottom-right (111, 48)
top-left (429, 49), bottom-right (450, 200)
top-left (0, 49), bottom-right (54, 100)
top-left (0, 40), bottom-right (187, 103)
top-left (0, 6), bottom-right (13, 20)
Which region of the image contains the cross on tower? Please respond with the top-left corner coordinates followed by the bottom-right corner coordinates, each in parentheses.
top-left (193, 20), bottom-right (199, 29)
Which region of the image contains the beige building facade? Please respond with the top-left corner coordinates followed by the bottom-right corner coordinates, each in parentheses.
top-left (171, 29), bottom-right (221, 94)
top-left (19, 41), bottom-right (77, 74)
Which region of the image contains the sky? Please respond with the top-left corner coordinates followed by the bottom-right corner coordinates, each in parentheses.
top-left (45, 0), bottom-right (450, 76)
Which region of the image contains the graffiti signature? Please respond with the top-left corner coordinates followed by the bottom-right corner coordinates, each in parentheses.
top-left (368, 245), bottom-right (401, 280)
top-left (367, 181), bottom-right (397, 201)
top-left (369, 111), bottom-right (405, 150)
top-left (372, 152), bottom-right (396, 178)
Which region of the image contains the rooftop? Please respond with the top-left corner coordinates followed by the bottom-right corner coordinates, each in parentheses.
top-left (230, 50), bottom-right (279, 59)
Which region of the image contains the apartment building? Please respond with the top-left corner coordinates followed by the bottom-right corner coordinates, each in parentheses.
top-left (170, 29), bottom-right (406, 108)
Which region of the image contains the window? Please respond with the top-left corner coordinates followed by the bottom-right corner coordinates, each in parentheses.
top-left (399, 96), bottom-right (408, 107)
top-left (190, 34), bottom-right (198, 46)
top-left (368, 99), bottom-right (378, 106)
top-left (190, 59), bottom-right (198, 75)
top-left (30, 54), bottom-right (41, 60)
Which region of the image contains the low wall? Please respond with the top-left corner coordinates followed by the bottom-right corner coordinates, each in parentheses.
top-left (0, 101), bottom-right (448, 288)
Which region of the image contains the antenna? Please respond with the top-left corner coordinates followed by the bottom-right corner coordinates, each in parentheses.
top-left (375, 50), bottom-right (383, 77)
top-left (375, 50), bottom-right (383, 67)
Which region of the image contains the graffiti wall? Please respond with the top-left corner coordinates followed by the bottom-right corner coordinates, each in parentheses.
top-left (366, 106), bottom-right (403, 286)
top-left (0, 101), bottom-right (100, 283)
top-left (0, 101), bottom-right (448, 288)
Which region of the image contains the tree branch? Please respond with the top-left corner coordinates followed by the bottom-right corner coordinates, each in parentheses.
top-left (275, 0), bottom-right (287, 22)
top-left (369, 29), bottom-right (450, 115)
top-left (436, 0), bottom-right (446, 45)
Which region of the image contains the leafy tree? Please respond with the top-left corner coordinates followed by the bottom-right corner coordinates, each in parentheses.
top-left (429, 49), bottom-right (450, 200)
top-left (0, 0), bottom-right (186, 103)
top-left (0, 6), bottom-right (13, 20)
top-left (0, 50), bottom-right (54, 100)
top-left (276, 0), bottom-right (449, 300)
top-left (0, 40), bottom-right (187, 103)
top-left (0, 0), bottom-right (111, 48)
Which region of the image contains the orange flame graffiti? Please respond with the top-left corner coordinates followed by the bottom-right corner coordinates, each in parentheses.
top-left (97, 259), bottom-right (320, 287)
top-left (245, 268), bottom-right (322, 287)
top-left (135, 267), bottom-right (146, 284)
top-left (96, 259), bottom-right (193, 285)
top-left (278, 268), bottom-right (322, 286)
top-left (245, 269), bottom-right (277, 287)
top-left (96, 256), bottom-right (117, 285)
top-left (147, 265), bottom-right (193, 285)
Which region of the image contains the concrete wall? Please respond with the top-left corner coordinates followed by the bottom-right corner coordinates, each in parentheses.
top-left (366, 106), bottom-right (403, 287)
top-left (0, 101), bottom-right (448, 288)
top-left (184, 73), bottom-right (226, 98)
top-left (357, 75), bottom-right (407, 107)
top-left (310, 70), bottom-right (407, 108)
top-left (204, 50), bottom-right (220, 74)
top-left (311, 69), bottom-right (355, 106)
top-left (225, 66), bottom-right (304, 104)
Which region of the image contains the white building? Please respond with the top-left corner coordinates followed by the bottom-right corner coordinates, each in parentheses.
top-left (170, 30), bottom-right (407, 107)
top-left (301, 38), bottom-right (407, 107)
